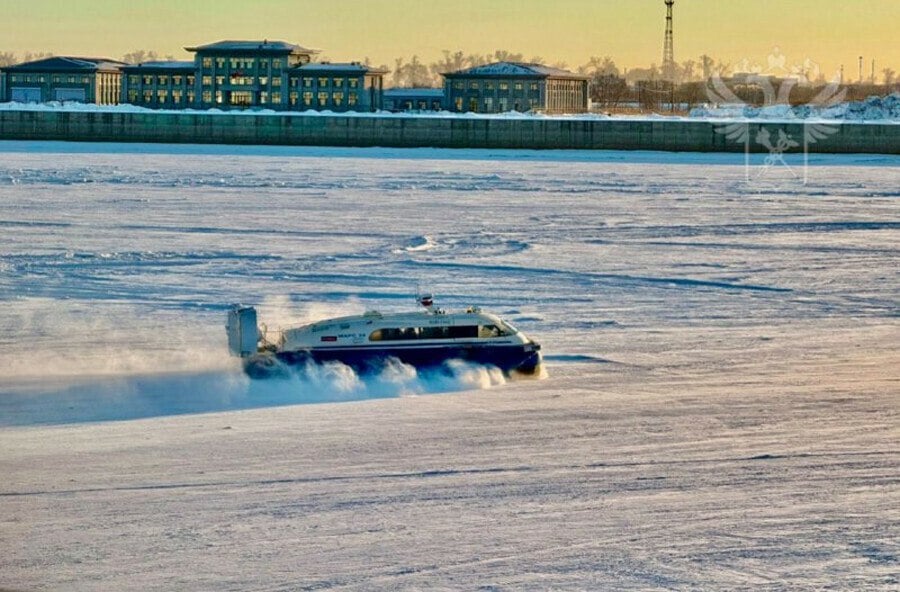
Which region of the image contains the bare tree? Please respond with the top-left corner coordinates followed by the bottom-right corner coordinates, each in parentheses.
top-left (699, 54), bottom-right (715, 80)
top-left (580, 56), bottom-right (619, 77)
top-left (391, 55), bottom-right (435, 88)
top-left (121, 50), bottom-right (175, 65)
top-left (681, 59), bottom-right (696, 82)
top-left (883, 68), bottom-right (896, 86)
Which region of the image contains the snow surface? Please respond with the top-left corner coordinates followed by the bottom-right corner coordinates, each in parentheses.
top-left (0, 142), bottom-right (898, 590)
top-left (2, 94), bottom-right (899, 122)
top-left (690, 93), bottom-right (900, 122)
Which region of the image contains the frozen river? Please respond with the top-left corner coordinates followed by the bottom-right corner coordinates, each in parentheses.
top-left (0, 142), bottom-right (897, 590)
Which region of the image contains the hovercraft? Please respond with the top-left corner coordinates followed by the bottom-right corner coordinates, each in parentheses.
top-left (227, 294), bottom-right (542, 379)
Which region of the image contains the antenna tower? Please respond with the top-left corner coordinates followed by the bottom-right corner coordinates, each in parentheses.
top-left (662, 0), bottom-right (676, 82)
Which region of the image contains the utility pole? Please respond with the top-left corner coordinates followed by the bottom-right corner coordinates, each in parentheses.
top-left (858, 56), bottom-right (863, 84)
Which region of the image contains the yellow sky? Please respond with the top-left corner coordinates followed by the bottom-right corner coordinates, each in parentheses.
top-left (3, 0), bottom-right (898, 78)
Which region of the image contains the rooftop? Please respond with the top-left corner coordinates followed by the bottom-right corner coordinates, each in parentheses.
top-left (185, 40), bottom-right (319, 55)
top-left (295, 62), bottom-right (387, 74)
top-left (122, 60), bottom-right (195, 71)
top-left (4, 56), bottom-right (126, 72)
top-left (443, 61), bottom-right (588, 80)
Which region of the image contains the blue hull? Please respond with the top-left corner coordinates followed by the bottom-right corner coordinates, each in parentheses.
top-left (245, 343), bottom-right (541, 379)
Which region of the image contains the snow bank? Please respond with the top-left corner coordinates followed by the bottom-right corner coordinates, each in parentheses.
top-left (690, 93), bottom-right (900, 122)
top-left (0, 100), bottom-right (610, 120)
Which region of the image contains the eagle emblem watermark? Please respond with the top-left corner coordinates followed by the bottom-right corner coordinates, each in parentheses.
top-left (705, 49), bottom-right (847, 184)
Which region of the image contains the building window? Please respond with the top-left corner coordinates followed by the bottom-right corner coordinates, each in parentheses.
top-left (215, 90), bottom-right (223, 104)
top-left (129, 75), bottom-right (139, 86)
top-left (304, 77), bottom-right (313, 87)
top-left (187, 90), bottom-right (196, 103)
top-left (159, 75), bottom-right (169, 85)
top-left (333, 78), bottom-right (344, 87)
top-left (128, 89), bottom-right (138, 103)
top-left (514, 82), bottom-right (523, 91)
top-left (289, 91), bottom-right (298, 105)
top-left (484, 97), bottom-right (493, 111)
top-left (67, 76), bottom-right (76, 84)
top-left (187, 75), bottom-right (195, 86)
top-left (317, 91), bottom-right (328, 107)
top-left (143, 90), bottom-right (153, 103)
top-left (453, 81), bottom-right (463, 90)
top-left (231, 91), bottom-right (252, 106)
top-left (215, 58), bottom-right (225, 68)
top-left (272, 59), bottom-right (283, 69)
top-left (469, 81), bottom-right (479, 90)
top-left (157, 89), bottom-right (168, 102)
top-left (202, 90), bottom-right (212, 103)
top-left (202, 76), bottom-right (212, 86)
top-left (260, 91), bottom-right (269, 104)
top-left (349, 78), bottom-right (359, 89)
top-left (51, 75), bottom-right (61, 83)
top-left (499, 82), bottom-right (509, 90)
top-left (303, 91), bottom-right (313, 106)
top-left (530, 82), bottom-right (539, 91)
top-left (173, 75), bottom-right (182, 85)
top-left (202, 57), bottom-right (212, 68)
top-left (332, 91), bottom-right (343, 106)
top-left (348, 92), bottom-right (358, 106)
top-left (486, 81), bottom-right (495, 90)
top-left (271, 91), bottom-right (281, 104)
top-left (173, 89), bottom-right (183, 103)
top-left (258, 76), bottom-right (268, 85)
top-left (318, 77), bottom-right (328, 87)
top-left (215, 76), bottom-right (224, 85)
top-left (454, 97), bottom-right (463, 110)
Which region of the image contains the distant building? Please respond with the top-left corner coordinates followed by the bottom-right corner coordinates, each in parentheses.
top-left (1, 56), bottom-right (124, 104)
top-left (384, 88), bottom-right (445, 111)
top-left (442, 62), bottom-right (589, 114)
top-left (118, 40), bottom-right (386, 112)
top-left (184, 40), bottom-right (317, 110)
top-left (121, 61), bottom-right (196, 109)
top-left (288, 62), bottom-right (387, 112)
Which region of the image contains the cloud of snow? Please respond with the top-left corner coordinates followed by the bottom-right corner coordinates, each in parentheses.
top-left (0, 298), bottom-right (516, 426)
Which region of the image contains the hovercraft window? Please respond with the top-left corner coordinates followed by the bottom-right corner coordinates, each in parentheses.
top-left (369, 326), bottom-right (478, 341)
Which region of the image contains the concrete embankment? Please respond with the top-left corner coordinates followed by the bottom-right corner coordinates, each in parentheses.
top-left (1, 110), bottom-right (898, 153)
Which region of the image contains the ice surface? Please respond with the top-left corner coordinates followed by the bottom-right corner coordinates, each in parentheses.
top-left (0, 142), bottom-right (897, 590)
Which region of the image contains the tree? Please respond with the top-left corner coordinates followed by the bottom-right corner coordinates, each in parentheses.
top-left (699, 54), bottom-right (715, 80)
top-left (681, 59), bottom-right (696, 82)
top-left (391, 55), bottom-right (435, 88)
top-left (883, 68), bottom-right (896, 86)
top-left (121, 50), bottom-right (175, 65)
top-left (579, 56), bottom-right (619, 77)
top-left (591, 74), bottom-right (628, 109)
top-left (0, 51), bottom-right (16, 67)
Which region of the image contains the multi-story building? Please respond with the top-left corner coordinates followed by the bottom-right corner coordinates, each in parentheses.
top-left (185, 40), bottom-right (316, 110)
top-left (120, 40), bottom-right (386, 112)
top-left (287, 62), bottom-right (386, 111)
top-left (442, 62), bottom-right (589, 114)
top-left (1, 56), bottom-right (124, 104)
top-left (121, 61), bottom-right (196, 109)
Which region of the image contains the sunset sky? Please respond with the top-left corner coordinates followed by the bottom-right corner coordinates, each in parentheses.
top-left (4, 0), bottom-right (898, 78)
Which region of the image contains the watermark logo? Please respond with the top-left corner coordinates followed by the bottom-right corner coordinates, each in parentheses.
top-left (705, 48), bottom-right (846, 184)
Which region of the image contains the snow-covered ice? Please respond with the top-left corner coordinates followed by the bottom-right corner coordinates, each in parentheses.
top-left (0, 142), bottom-right (897, 590)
